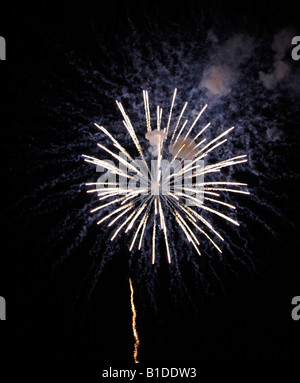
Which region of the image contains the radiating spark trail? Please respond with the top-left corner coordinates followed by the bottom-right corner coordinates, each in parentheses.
top-left (129, 277), bottom-right (140, 364)
top-left (83, 89), bottom-right (249, 262)
top-left (166, 88), bottom-right (177, 136)
top-left (170, 101), bottom-right (188, 144)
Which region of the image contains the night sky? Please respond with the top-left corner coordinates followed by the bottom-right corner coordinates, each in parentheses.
top-left (2, 0), bottom-right (300, 373)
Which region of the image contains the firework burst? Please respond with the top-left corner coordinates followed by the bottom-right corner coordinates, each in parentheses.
top-left (83, 89), bottom-right (249, 263)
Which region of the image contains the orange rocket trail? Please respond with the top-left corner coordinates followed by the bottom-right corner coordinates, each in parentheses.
top-left (129, 277), bottom-right (140, 363)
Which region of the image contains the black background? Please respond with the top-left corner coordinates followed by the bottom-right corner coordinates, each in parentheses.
top-left (1, 0), bottom-right (300, 375)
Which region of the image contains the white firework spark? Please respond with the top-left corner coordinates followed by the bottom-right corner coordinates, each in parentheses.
top-left (83, 89), bottom-right (249, 263)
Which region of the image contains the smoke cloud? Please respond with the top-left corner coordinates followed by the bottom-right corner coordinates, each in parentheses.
top-left (201, 34), bottom-right (255, 98)
top-left (259, 28), bottom-right (295, 90)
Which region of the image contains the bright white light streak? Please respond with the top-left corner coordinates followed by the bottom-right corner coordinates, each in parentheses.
top-left (166, 88), bottom-right (177, 136)
top-left (170, 101), bottom-right (188, 144)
